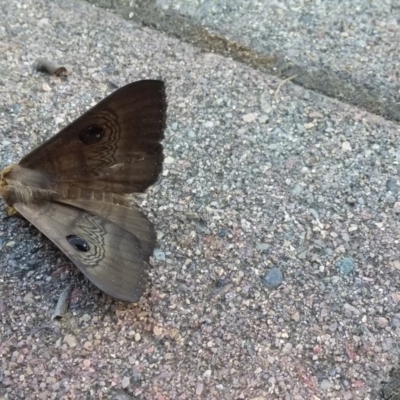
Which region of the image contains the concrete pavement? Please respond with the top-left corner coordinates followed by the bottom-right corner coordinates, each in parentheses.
top-left (0, 0), bottom-right (399, 398)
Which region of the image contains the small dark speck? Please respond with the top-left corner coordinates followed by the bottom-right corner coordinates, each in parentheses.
top-left (218, 228), bottom-right (229, 238)
top-left (215, 276), bottom-right (230, 288)
top-left (386, 178), bottom-right (399, 194)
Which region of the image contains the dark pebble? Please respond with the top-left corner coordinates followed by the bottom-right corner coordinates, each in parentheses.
top-left (386, 178), bottom-right (399, 194)
top-left (263, 267), bottom-right (284, 289)
top-left (218, 228), bottom-right (229, 238)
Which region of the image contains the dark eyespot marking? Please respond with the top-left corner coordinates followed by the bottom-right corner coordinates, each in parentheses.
top-left (79, 125), bottom-right (104, 144)
top-left (67, 235), bottom-right (90, 252)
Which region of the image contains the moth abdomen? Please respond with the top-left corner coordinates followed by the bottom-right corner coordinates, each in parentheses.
top-left (0, 164), bottom-right (55, 206)
top-left (54, 183), bottom-right (129, 206)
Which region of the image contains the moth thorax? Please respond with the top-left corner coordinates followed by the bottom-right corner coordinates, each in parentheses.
top-left (0, 164), bottom-right (55, 206)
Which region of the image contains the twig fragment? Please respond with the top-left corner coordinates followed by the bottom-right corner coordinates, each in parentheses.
top-left (34, 58), bottom-right (69, 77)
top-left (275, 74), bottom-right (298, 100)
top-left (52, 284), bottom-right (72, 319)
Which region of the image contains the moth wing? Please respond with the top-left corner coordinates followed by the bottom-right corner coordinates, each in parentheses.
top-left (59, 198), bottom-right (156, 259)
top-left (14, 201), bottom-right (149, 302)
top-left (19, 80), bottom-right (166, 194)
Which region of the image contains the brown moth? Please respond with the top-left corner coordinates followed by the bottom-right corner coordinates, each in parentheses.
top-left (0, 80), bottom-right (167, 302)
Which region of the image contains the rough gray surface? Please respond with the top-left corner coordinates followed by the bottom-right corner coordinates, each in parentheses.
top-left (156, 0), bottom-right (400, 91)
top-left (87, 0), bottom-right (400, 123)
top-left (0, 0), bottom-right (400, 399)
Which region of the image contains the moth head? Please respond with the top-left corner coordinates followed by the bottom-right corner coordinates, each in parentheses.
top-left (0, 164), bottom-right (17, 206)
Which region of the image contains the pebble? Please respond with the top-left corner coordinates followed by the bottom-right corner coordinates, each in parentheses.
top-left (153, 326), bottom-right (163, 337)
top-left (23, 293), bottom-right (35, 305)
top-left (386, 178), bottom-right (399, 194)
top-left (343, 303), bottom-right (361, 317)
top-left (256, 243), bottom-right (269, 251)
top-left (153, 249), bottom-right (166, 261)
top-left (292, 183), bottom-right (303, 195)
top-left (121, 376), bottom-right (130, 389)
top-left (10, 103), bottom-right (21, 114)
top-left (243, 113), bottom-right (257, 122)
top-left (342, 141), bottom-right (352, 151)
top-left (263, 267), bottom-right (284, 289)
top-left (375, 317), bottom-right (389, 328)
top-left (320, 379), bottom-right (332, 390)
top-left (336, 257), bottom-right (355, 275)
top-left (63, 334), bottom-right (77, 348)
top-left (164, 156), bottom-right (174, 164)
top-left (196, 382), bottom-right (204, 395)
top-left (42, 83), bottom-right (51, 92)
top-left (291, 312), bottom-right (300, 322)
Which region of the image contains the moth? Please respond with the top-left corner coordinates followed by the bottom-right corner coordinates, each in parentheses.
top-left (0, 80), bottom-right (167, 302)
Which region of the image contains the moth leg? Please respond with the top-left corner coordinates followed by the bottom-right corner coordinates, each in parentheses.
top-left (5, 206), bottom-right (20, 217)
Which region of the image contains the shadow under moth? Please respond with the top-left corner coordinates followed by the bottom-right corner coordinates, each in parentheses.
top-left (0, 80), bottom-right (167, 302)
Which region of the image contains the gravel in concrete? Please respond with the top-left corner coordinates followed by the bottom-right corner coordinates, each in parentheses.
top-left (0, 0), bottom-right (399, 399)
top-left (90, 0), bottom-right (400, 122)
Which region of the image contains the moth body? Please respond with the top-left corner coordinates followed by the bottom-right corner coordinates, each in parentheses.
top-left (0, 164), bottom-right (55, 207)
